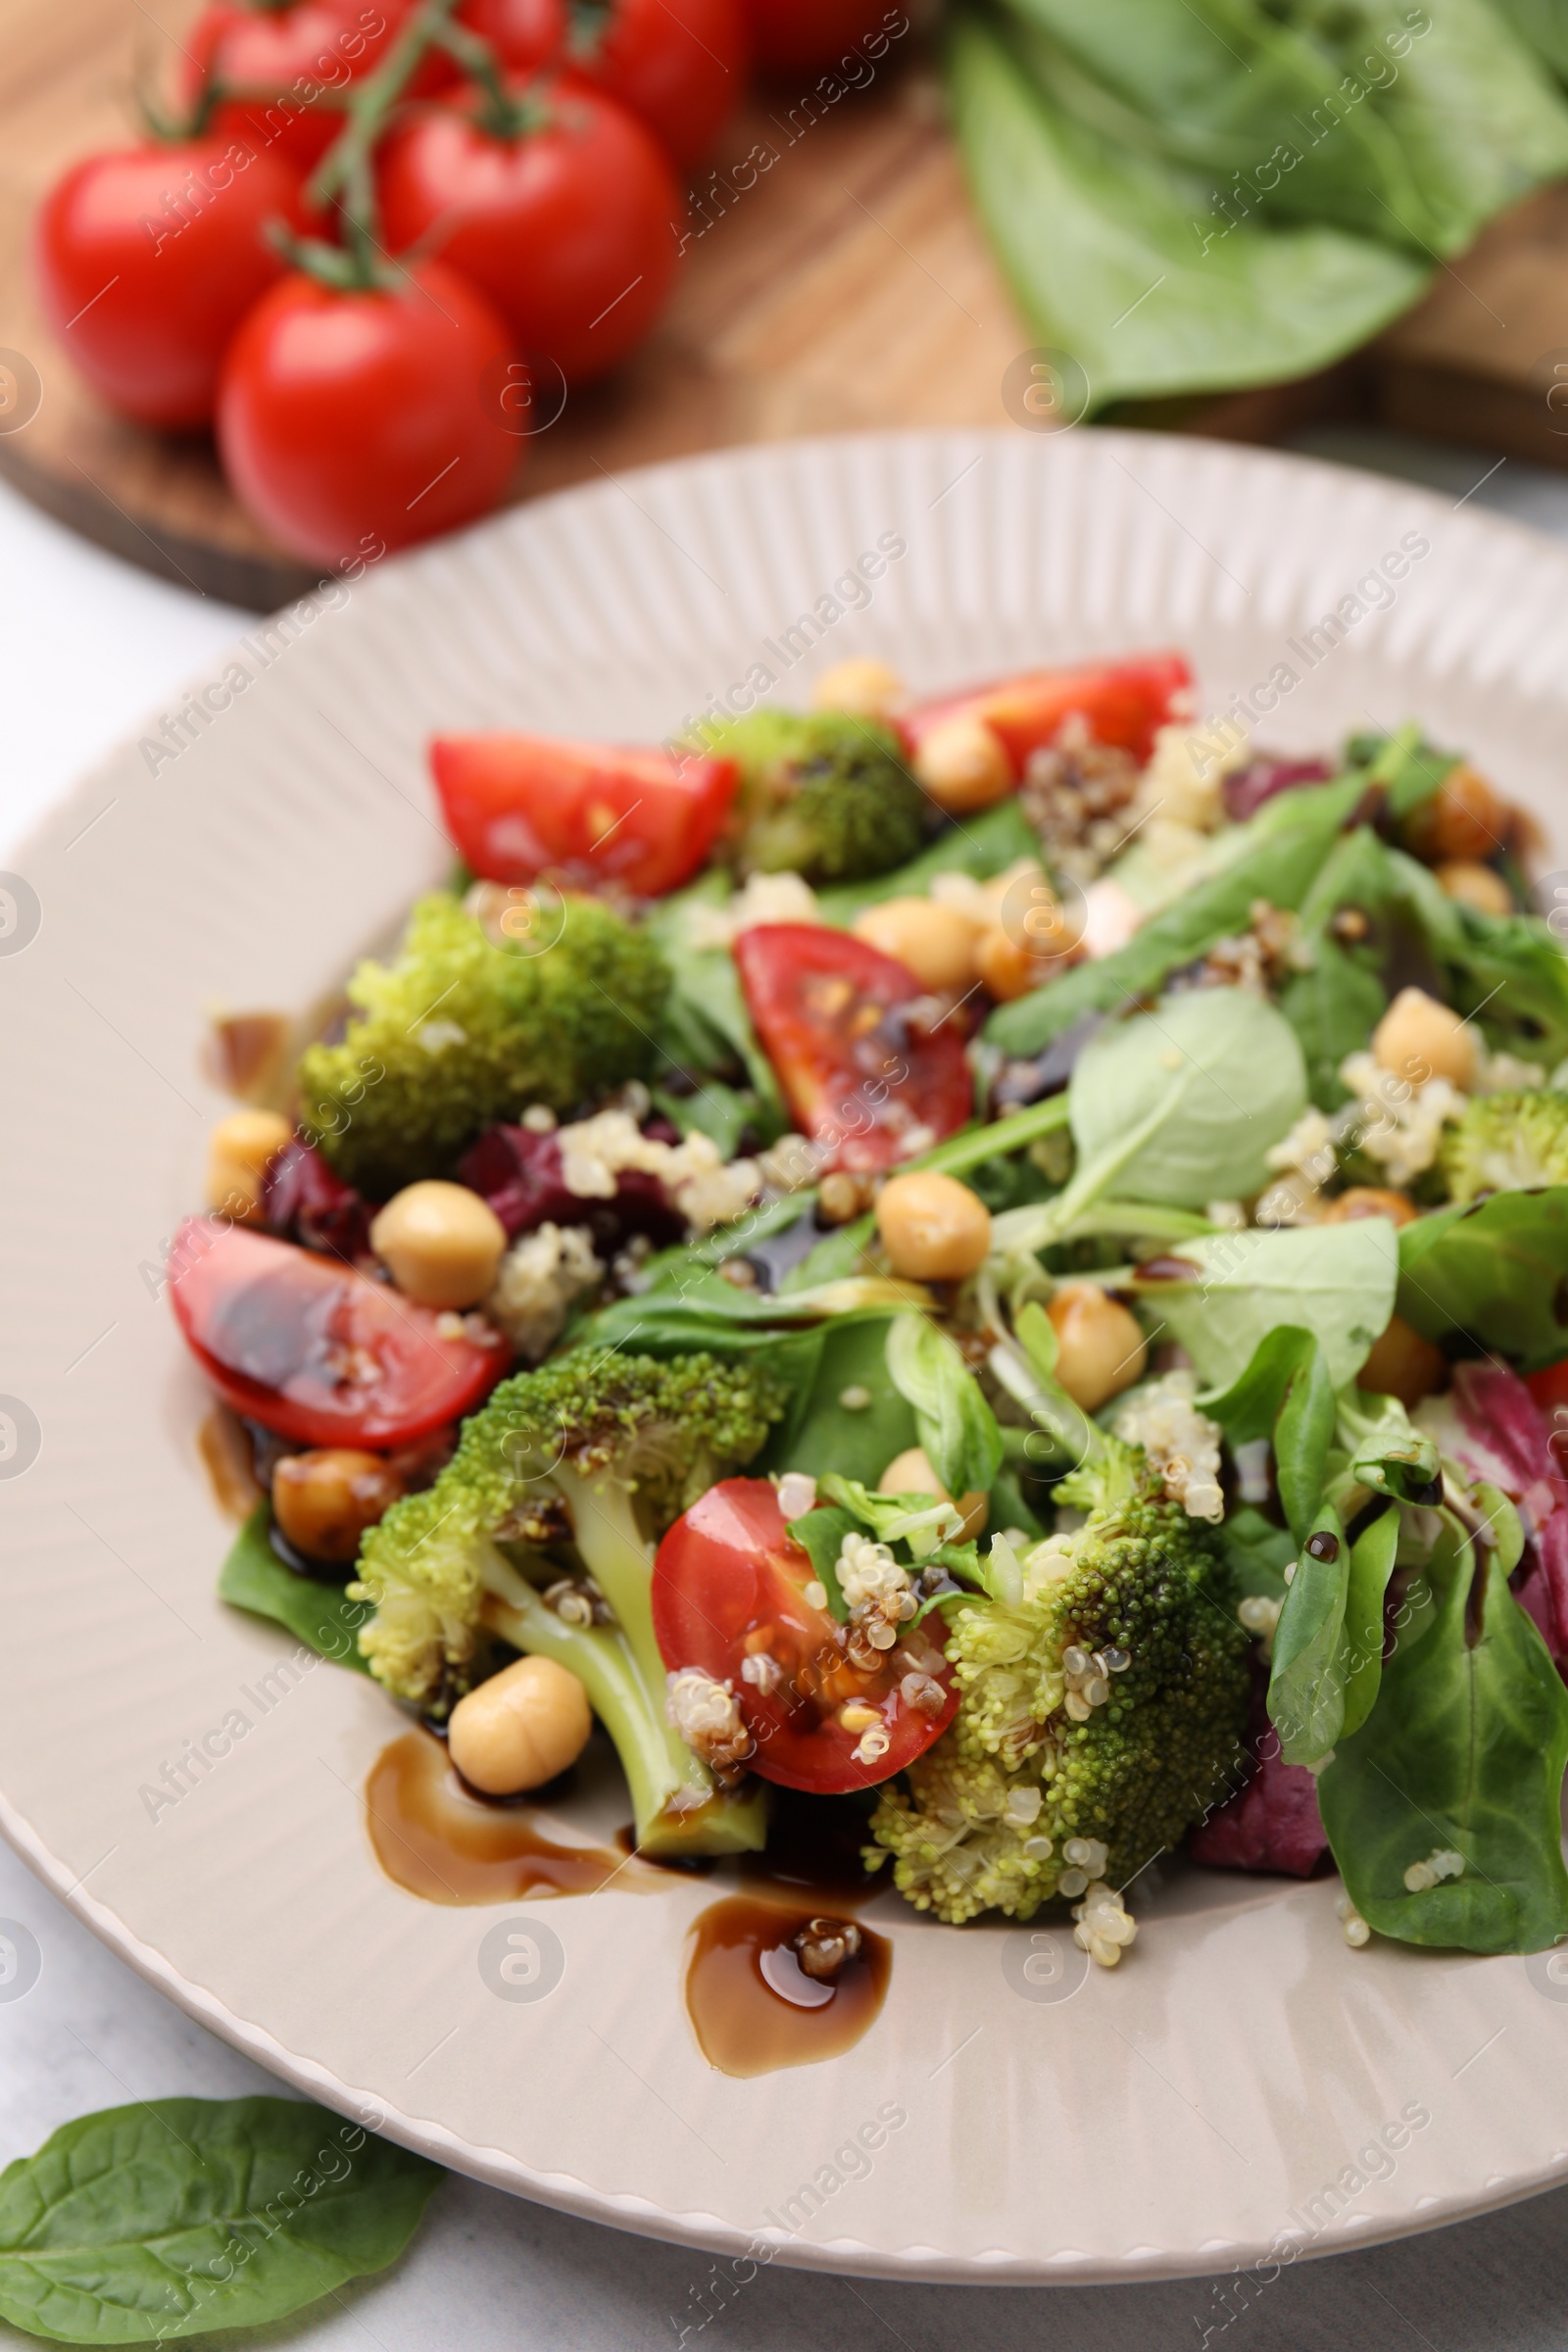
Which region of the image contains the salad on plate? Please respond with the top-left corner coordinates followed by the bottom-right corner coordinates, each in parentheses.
top-left (171, 644), bottom-right (1568, 1975)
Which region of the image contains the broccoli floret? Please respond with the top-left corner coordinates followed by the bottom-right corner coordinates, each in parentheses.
top-left (868, 1441), bottom-right (1250, 1923)
top-left (699, 709), bottom-right (928, 885)
top-left (1440, 1091), bottom-right (1568, 1203)
top-left (299, 891), bottom-right (670, 1197)
top-left (350, 1349), bottom-right (786, 1855)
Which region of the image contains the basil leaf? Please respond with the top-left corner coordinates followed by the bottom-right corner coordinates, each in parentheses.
top-left (1065, 989), bottom-right (1306, 1208)
top-left (1319, 1506), bottom-right (1568, 1954)
top-left (1396, 1187), bottom-right (1568, 1367)
top-left (220, 1507), bottom-right (372, 1675)
top-left (1268, 1501), bottom-right (1349, 1767)
top-left (786, 1506), bottom-right (854, 1619)
top-left (1338, 1502), bottom-right (1400, 1742)
top-left (885, 1315), bottom-right (1004, 1498)
top-left (1131, 1222), bottom-right (1396, 1392)
top-left (0, 2098), bottom-right (441, 2344)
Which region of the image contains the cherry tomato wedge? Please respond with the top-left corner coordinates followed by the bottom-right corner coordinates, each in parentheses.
top-left (169, 1217), bottom-right (509, 1446)
top-left (653, 1479), bottom-right (958, 1792)
top-left (430, 734), bottom-right (739, 896)
top-left (733, 924), bottom-right (972, 1172)
top-left (901, 653), bottom-right (1193, 778)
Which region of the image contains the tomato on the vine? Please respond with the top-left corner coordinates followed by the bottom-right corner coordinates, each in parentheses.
top-left (168, 1218), bottom-right (510, 1446)
top-left (739, 0), bottom-right (891, 76)
top-left (33, 140), bottom-right (306, 428)
top-left (573, 0), bottom-right (747, 168)
top-left (176, 0), bottom-right (417, 172)
top-left (430, 733), bottom-right (739, 896)
top-left (733, 924), bottom-right (973, 1172)
top-left (378, 79), bottom-right (683, 383)
top-left (451, 0), bottom-right (564, 78)
top-left (216, 260), bottom-right (519, 564)
top-left (653, 1479), bottom-right (959, 1793)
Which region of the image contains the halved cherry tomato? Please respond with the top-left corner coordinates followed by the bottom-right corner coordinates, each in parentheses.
top-left (169, 1217), bottom-right (509, 1446)
top-left (733, 924), bottom-right (972, 1172)
top-left (901, 653), bottom-right (1193, 778)
top-left (652, 1479), bottom-right (958, 1792)
top-left (430, 734), bottom-right (738, 896)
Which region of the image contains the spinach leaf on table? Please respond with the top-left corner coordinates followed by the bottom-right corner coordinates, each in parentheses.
top-left (945, 5), bottom-right (1430, 416)
top-left (1319, 1500), bottom-right (1568, 1953)
top-left (219, 1506), bottom-right (372, 1674)
top-left (1396, 1186), bottom-right (1568, 1366)
top-left (0, 2099), bottom-right (440, 2344)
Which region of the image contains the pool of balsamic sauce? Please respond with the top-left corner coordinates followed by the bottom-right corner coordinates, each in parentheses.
top-left (367, 1732), bottom-right (892, 2071)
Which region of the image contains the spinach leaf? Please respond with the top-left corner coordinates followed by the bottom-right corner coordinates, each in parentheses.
top-left (986, 776), bottom-right (1373, 1056)
top-left (1339, 1502), bottom-right (1399, 1741)
top-left (1220, 1503), bottom-right (1297, 1604)
top-left (815, 799), bottom-right (1039, 927)
top-left (786, 1505), bottom-right (855, 1619)
top-left (946, 6), bottom-right (1429, 416)
top-left (818, 1472), bottom-right (974, 1562)
top-left (1493, 0), bottom-right (1568, 77)
top-left (635, 1190), bottom-right (817, 1291)
top-left (0, 2098), bottom-right (440, 2344)
top-left (885, 1314), bottom-right (1004, 1498)
top-left (1204, 1325), bottom-right (1335, 1544)
top-left (650, 930), bottom-right (788, 1138)
top-left (1396, 1187), bottom-right (1568, 1367)
top-left (989, 1300), bottom-right (1101, 1471)
top-left (1319, 1505), bottom-right (1568, 1953)
top-left (1336, 1387), bottom-right (1441, 1504)
top-left (1268, 1499), bottom-right (1350, 1765)
top-left (987, 1464), bottom-right (1048, 1543)
top-left (1130, 1220), bottom-right (1396, 1391)
top-left (1066, 988), bottom-right (1307, 1208)
top-left (219, 1507), bottom-right (372, 1674)
top-left (765, 1316), bottom-right (917, 1485)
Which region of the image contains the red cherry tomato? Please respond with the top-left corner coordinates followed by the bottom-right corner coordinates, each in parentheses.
top-left (652, 1479), bottom-right (959, 1793)
top-left (733, 924), bottom-right (973, 1172)
top-left (739, 0), bottom-right (890, 75)
top-left (33, 140), bottom-right (306, 428)
top-left (431, 734), bottom-right (739, 896)
top-left (455, 0), bottom-right (564, 77)
top-left (378, 81), bottom-right (683, 383)
top-left (217, 261), bottom-right (518, 565)
top-left (1527, 1362), bottom-right (1568, 1414)
top-left (176, 0), bottom-right (419, 172)
top-left (169, 1217), bottom-right (510, 1446)
top-left (902, 653), bottom-right (1193, 779)
top-left (575, 0), bottom-right (747, 168)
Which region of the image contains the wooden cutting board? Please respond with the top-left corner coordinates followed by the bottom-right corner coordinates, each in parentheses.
top-left (2, 0), bottom-right (1566, 612)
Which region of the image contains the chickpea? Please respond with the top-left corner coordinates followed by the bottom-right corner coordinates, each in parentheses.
top-left (811, 658), bottom-right (906, 722)
top-left (271, 1448), bottom-right (403, 1563)
top-left (1319, 1187), bottom-right (1417, 1227)
top-left (448, 1655), bottom-right (593, 1795)
top-left (975, 923), bottom-right (1043, 1003)
top-left (1436, 859), bottom-right (1513, 917)
top-left (206, 1108), bottom-right (291, 1225)
top-left (369, 1180), bottom-right (508, 1308)
top-left (875, 1170), bottom-right (993, 1280)
top-left (1359, 1315), bottom-right (1447, 1411)
top-left (1403, 764), bottom-right (1510, 864)
top-left (879, 1446), bottom-right (988, 1541)
top-left (911, 714), bottom-right (1013, 813)
top-left (853, 898), bottom-right (980, 992)
top-left (1048, 1282), bottom-right (1147, 1412)
top-left (1371, 987), bottom-right (1477, 1092)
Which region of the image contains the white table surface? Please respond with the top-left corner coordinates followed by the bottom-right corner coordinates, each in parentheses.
top-left (5, 426), bottom-right (1568, 2350)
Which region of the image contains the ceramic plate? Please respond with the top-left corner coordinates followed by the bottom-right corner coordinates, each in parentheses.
top-left (5, 428), bottom-right (1568, 2286)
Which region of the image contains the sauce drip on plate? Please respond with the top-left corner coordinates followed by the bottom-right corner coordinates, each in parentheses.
top-left (366, 1729), bottom-right (656, 1903)
top-left (683, 1898), bottom-right (890, 2077)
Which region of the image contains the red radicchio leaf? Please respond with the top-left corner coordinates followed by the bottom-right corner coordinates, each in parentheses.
top-left (1188, 1662), bottom-right (1329, 1879)
top-left (1223, 756), bottom-right (1335, 825)
top-left (1418, 1361), bottom-right (1568, 1673)
top-left (457, 1123), bottom-right (685, 1252)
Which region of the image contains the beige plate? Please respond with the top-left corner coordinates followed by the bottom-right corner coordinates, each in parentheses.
top-left (5, 429), bottom-right (1568, 2284)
